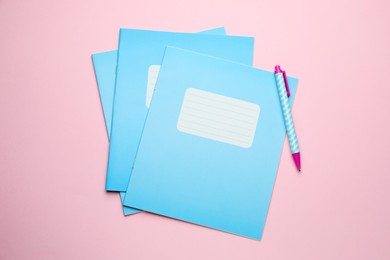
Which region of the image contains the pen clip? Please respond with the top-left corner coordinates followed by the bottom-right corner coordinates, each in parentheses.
top-left (281, 69), bottom-right (291, 97)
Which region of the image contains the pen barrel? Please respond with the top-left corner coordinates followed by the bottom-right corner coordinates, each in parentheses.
top-left (275, 73), bottom-right (300, 153)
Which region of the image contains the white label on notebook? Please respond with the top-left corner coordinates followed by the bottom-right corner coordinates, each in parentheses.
top-left (177, 88), bottom-right (260, 148)
top-left (146, 65), bottom-right (161, 108)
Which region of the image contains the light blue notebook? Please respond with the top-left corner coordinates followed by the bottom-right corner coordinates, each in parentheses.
top-left (92, 50), bottom-right (140, 216)
top-left (92, 28), bottom-right (228, 215)
top-left (107, 29), bottom-right (254, 191)
top-left (123, 47), bottom-right (298, 240)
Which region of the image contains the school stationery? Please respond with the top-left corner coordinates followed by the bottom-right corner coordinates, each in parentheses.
top-left (106, 29), bottom-right (254, 191)
top-left (92, 50), bottom-right (141, 216)
top-left (92, 27), bottom-right (228, 214)
top-left (274, 65), bottom-right (301, 171)
top-left (123, 47), bottom-right (298, 240)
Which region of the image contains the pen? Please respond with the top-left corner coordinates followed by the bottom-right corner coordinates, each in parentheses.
top-left (274, 65), bottom-right (301, 172)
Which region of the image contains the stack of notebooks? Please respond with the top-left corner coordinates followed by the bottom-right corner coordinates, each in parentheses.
top-left (92, 27), bottom-right (298, 240)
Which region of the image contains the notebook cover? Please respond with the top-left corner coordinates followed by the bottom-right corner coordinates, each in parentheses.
top-left (107, 28), bottom-right (254, 191)
top-left (124, 47), bottom-right (298, 240)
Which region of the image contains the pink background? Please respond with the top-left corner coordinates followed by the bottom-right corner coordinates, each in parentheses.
top-left (1, 0), bottom-right (389, 259)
